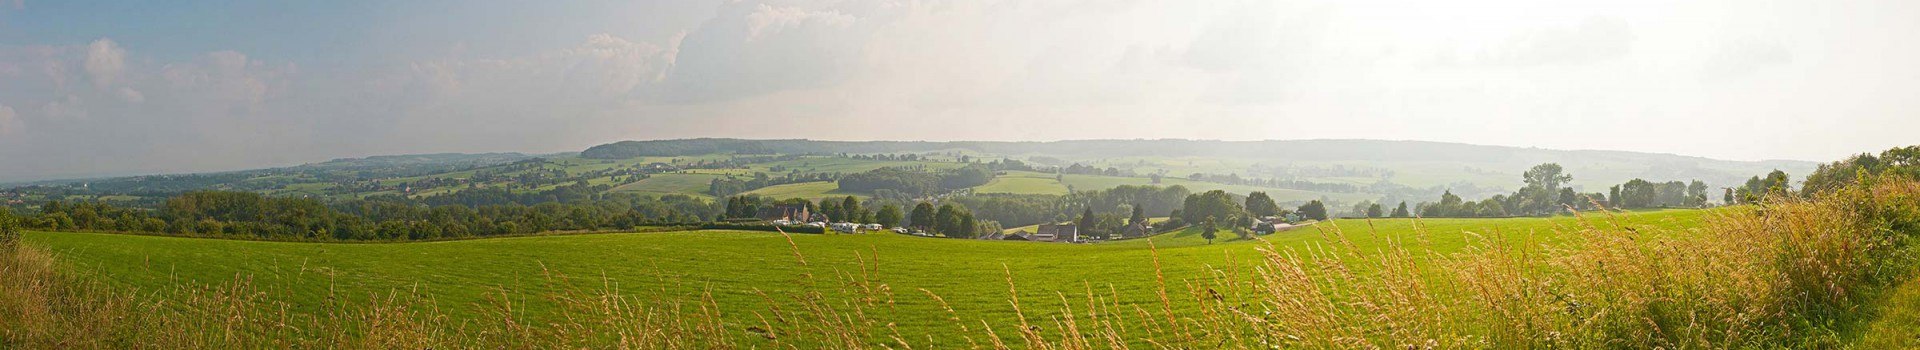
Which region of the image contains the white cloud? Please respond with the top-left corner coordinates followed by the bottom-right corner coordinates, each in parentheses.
top-left (1487, 16), bottom-right (1634, 66)
top-left (0, 40), bottom-right (307, 180)
top-left (0, 103), bottom-right (19, 135)
top-left (116, 87), bottom-right (144, 103)
top-left (3, 0), bottom-right (1920, 181)
top-left (160, 51), bottom-right (288, 110)
top-left (1700, 38), bottom-right (1792, 81)
top-left (745, 4), bottom-right (854, 41)
top-left (39, 94), bottom-right (85, 120)
top-left (84, 38), bottom-right (126, 89)
top-left (658, 0), bottom-right (881, 102)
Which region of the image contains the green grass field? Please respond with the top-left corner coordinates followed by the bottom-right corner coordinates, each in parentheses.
top-left (747, 156), bottom-right (968, 175)
top-left (19, 209), bottom-right (1711, 345)
top-left (974, 172), bottom-right (1070, 195)
top-left (742, 181), bottom-right (861, 200)
top-left (607, 173), bottom-right (725, 198)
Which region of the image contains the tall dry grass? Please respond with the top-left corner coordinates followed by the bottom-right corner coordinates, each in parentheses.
top-left (3, 176), bottom-right (1918, 349)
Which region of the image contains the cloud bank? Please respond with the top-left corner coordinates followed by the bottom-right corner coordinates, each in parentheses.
top-left (1, 0), bottom-right (1917, 181)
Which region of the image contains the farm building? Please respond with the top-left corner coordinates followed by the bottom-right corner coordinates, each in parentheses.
top-left (1121, 221), bottom-right (1152, 238)
top-left (1031, 224), bottom-right (1079, 243)
top-left (980, 231), bottom-right (1031, 241)
top-left (758, 204), bottom-right (812, 222)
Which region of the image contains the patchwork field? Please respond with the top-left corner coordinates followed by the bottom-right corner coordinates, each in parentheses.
top-left (607, 173), bottom-right (726, 198)
top-left (977, 170), bottom-right (1375, 203)
top-left (20, 209), bottom-right (1711, 345)
top-left (742, 181), bottom-right (858, 200)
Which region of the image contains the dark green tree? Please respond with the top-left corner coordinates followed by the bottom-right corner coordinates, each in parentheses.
top-left (1200, 216), bottom-right (1218, 244)
top-left (1521, 163), bottom-right (1573, 214)
top-left (1366, 203), bottom-right (1384, 218)
top-left (934, 204), bottom-right (978, 238)
top-left (841, 196), bottom-right (864, 223)
top-left (1608, 185), bottom-right (1622, 208)
top-left (1686, 180), bottom-right (1709, 207)
top-left (875, 204), bottom-right (903, 228)
top-left (1764, 170), bottom-right (1792, 196)
top-left (1391, 201), bottom-right (1410, 218)
top-left (1181, 190), bottom-right (1244, 224)
top-left (1128, 204), bottom-right (1147, 226)
top-left (1078, 207), bottom-right (1098, 238)
top-left (1244, 192), bottom-right (1280, 217)
top-left (909, 202), bottom-right (935, 230)
top-left (818, 199), bottom-right (843, 222)
top-left (1296, 200), bottom-right (1328, 221)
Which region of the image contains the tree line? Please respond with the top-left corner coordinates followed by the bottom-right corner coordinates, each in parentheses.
top-left (835, 165), bottom-right (994, 197)
top-left (706, 172), bottom-right (840, 197)
top-left (1407, 163), bottom-right (1822, 218)
top-left (15, 186), bottom-right (721, 242)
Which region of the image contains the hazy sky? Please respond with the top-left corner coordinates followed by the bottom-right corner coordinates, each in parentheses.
top-left (1, 0), bottom-right (1915, 181)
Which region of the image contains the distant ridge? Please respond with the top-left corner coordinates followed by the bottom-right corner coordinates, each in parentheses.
top-left (582, 138), bottom-right (1814, 165)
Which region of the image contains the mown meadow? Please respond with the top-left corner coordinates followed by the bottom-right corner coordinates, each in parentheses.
top-left (4, 176), bottom-right (1919, 348)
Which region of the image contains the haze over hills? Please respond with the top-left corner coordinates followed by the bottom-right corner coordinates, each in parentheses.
top-left (585, 138), bottom-right (1816, 185)
top-left (6, 139), bottom-right (1816, 202)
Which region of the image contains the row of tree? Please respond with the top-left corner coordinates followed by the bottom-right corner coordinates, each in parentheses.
top-left (19, 189), bottom-right (722, 242)
top-left (1610, 179), bottom-right (1710, 209)
top-left (1410, 163), bottom-right (1807, 218)
top-left (706, 172), bottom-right (839, 197)
top-left (1419, 164), bottom-right (1607, 218)
top-left (835, 165), bottom-right (995, 197)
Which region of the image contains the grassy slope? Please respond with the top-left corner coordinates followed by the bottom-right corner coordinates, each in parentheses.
top-left (742, 181), bottom-right (862, 200)
top-left (747, 157), bottom-right (968, 175)
top-left (20, 209), bottom-right (1707, 344)
top-left (1857, 271), bottom-right (1920, 347)
top-left (607, 173), bottom-right (725, 198)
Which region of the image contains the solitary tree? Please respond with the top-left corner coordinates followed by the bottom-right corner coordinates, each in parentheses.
top-left (1366, 203), bottom-right (1384, 218)
top-left (1523, 163), bottom-right (1573, 214)
top-left (1391, 201), bottom-right (1410, 218)
top-left (1200, 216), bottom-right (1218, 244)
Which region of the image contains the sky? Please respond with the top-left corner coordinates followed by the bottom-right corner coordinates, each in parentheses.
top-left (0, 0), bottom-right (1916, 181)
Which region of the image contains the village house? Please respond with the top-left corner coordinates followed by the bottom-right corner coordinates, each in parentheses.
top-left (1121, 221), bottom-right (1153, 238)
top-left (979, 230), bottom-right (1031, 241)
top-left (1031, 223), bottom-right (1079, 243)
top-left (757, 204), bottom-right (812, 222)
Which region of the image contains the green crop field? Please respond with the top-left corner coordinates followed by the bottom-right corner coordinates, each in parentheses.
top-left (974, 172), bottom-right (1071, 195)
top-left (747, 156), bottom-right (967, 175)
top-left (19, 209), bottom-right (1710, 345)
top-left (607, 173), bottom-right (725, 197)
top-left (743, 181), bottom-right (860, 200)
